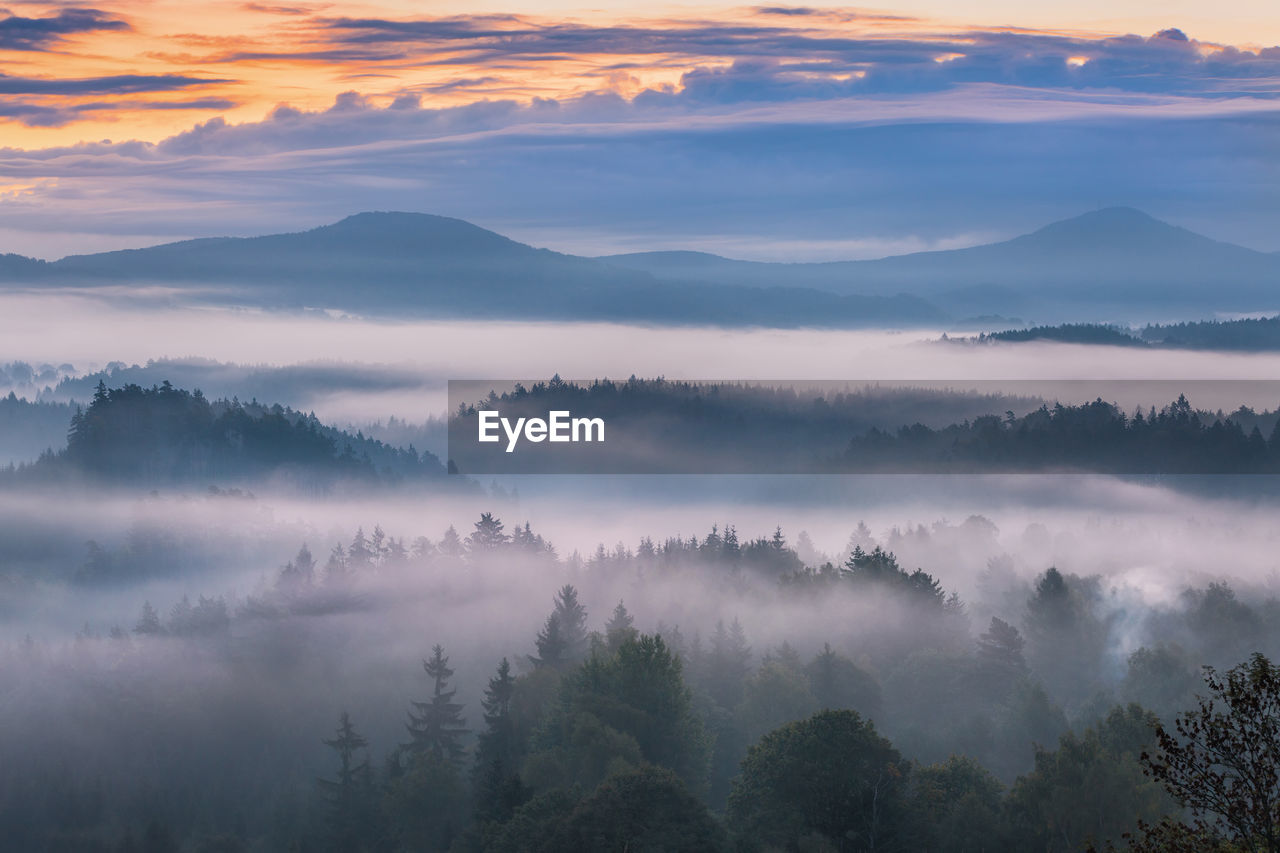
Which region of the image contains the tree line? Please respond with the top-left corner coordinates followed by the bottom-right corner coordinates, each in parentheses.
top-left (0, 381), bottom-right (445, 486)
top-left (960, 315), bottom-right (1280, 351)
top-left (840, 394), bottom-right (1280, 473)
top-left (8, 511), bottom-right (1274, 850)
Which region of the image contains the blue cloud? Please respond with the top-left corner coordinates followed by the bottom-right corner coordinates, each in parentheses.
top-left (0, 8), bottom-right (128, 51)
top-left (0, 73), bottom-right (236, 96)
top-left (306, 16), bottom-right (1280, 100)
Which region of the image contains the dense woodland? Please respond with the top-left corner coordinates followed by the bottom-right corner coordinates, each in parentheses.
top-left (965, 315), bottom-right (1280, 351)
top-left (5, 381), bottom-right (1280, 850)
top-left (8, 378), bottom-right (1280, 480)
top-left (965, 325), bottom-right (1149, 347)
top-left (6, 511), bottom-right (1280, 852)
top-left (0, 382), bottom-right (444, 486)
top-left (450, 379), bottom-right (1280, 474)
top-left (449, 377), bottom-right (1050, 474)
top-left (839, 395), bottom-right (1280, 473)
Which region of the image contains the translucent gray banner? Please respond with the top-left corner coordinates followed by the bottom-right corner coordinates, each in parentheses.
top-left (447, 379), bottom-right (1280, 475)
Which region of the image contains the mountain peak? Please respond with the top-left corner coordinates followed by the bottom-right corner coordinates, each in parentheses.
top-left (313, 211), bottom-right (530, 255)
top-left (328, 211), bottom-right (473, 230)
top-left (1012, 206), bottom-right (1208, 253)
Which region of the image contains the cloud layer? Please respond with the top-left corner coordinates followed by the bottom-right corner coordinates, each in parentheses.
top-left (0, 4), bottom-right (1277, 259)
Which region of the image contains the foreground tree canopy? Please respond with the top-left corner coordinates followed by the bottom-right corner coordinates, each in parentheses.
top-left (10, 512), bottom-right (1280, 852)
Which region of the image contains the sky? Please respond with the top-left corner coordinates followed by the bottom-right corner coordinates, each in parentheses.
top-left (1, 1), bottom-right (1279, 258)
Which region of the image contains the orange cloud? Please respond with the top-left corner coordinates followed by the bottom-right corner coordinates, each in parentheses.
top-left (0, 1), bottom-right (1276, 149)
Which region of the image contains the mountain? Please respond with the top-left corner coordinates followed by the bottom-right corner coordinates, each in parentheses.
top-left (49, 212), bottom-right (633, 302)
top-left (602, 208), bottom-right (1280, 320)
top-left (1, 212), bottom-right (944, 327)
top-left (3, 208), bottom-right (1277, 325)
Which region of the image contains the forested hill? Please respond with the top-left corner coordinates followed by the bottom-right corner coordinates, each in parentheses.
top-left (961, 315), bottom-right (1280, 351)
top-left (1140, 314), bottom-right (1280, 350)
top-left (450, 379), bottom-right (1280, 475)
top-left (5, 381), bottom-right (445, 486)
top-left (963, 324), bottom-right (1148, 347)
top-left (840, 395), bottom-right (1280, 474)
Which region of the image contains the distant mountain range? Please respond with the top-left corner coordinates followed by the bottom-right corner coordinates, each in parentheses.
top-left (3, 207), bottom-right (1277, 326)
top-left (603, 208), bottom-right (1280, 321)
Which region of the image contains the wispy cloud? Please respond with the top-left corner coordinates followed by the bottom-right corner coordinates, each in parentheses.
top-left (0, 73), bottom-right (235, 96)
top-left (0, 7), bottom-right (128, 51)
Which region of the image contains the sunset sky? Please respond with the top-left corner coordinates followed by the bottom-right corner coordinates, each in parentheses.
top-left (2, 2), bottom-right (1278, 258)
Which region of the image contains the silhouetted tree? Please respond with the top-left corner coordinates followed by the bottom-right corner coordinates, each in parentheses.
top-left (604, 600), bottom-right (637, 653)
top-left (468, 513), bottom-right (508, 552)
top-left (406, 645), bottom-right (468, 765)
top-left (552, 585), bottom-right (589, 662)
top-left (556, 767), bottom-right (728, 852)
top-left (318, 712), bottom-right (374, 852)
top-left (1135, 654), bottom-right (1280, 851)
top-left (474, 658), bottom-right (529, 824)
top-left (728, 709), bottom-right (909, 850)
top-left (133, 601), bottom-right (162, 635)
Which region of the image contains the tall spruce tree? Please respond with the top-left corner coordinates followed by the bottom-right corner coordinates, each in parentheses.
top-left (605, 600), bottom-right (638, 653)
top-left (319, 711), bottom-right (373, 852)
top-left (531, 612), bottom-right (567, 670)
top-left (473, 658), bottom-right (529, 823)
top-left (552, 584), bottom-right (589, 662)
top-left (406, 645), bottom-right (468, 764)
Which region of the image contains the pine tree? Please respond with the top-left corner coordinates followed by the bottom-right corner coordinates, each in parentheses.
top-left (438, 525), bottom-right (465, 558)
top-left (134, 601), bottom-right (162, 635)
top-left (410, 536), bottom-right (436, 560)
top-left (842, 545), bottom-right (902, 583)
top-left (473, 658), bottom-right (529, 822)
top-left (531, 611), bottom-right (567, 669)
top-left (319, 711), bottom-right (373, 852)
top-left (293, 543), bottom-right (316, 583)
top-left (977, 616), bottom-right (1027, 677)
top-left (605, 600), bottom-right (638, 653)
top-left (479, 658), bottom-right (517, 764)
top-left (468, 512), bottom-right (508, 552)
top-left (278, 543), bottom-right (316, 594)
top-left (552, 584), bottom-right (589, 662)
top-left (348, 528), bottom-right (372, 569)
top-left (405, 645), bottom-right (468, 765)
top-left (722, 525), bottom-right (740, 560)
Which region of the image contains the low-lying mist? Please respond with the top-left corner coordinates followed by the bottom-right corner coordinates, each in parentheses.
top-left (5, 472), bottom-right (1279, 849)
top-left (5, 295), bottom-right (1280, 849)
top-left (7, 291), bottom-right (1280, 423)
top-left (5, 473), bottom-right (1279, 637)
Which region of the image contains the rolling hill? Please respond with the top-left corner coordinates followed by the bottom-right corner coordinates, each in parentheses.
top-left (1, 212), bottom-right (945, 327)
top-left (3, 207), bottom-right (1277, 325)
top-left (603, 208), bottom-right (1280, 320)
